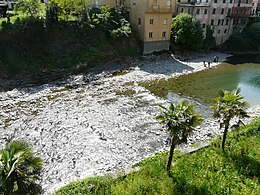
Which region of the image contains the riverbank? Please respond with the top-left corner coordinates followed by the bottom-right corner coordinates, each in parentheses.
top-left (0, 52), bottom-right (259, 194)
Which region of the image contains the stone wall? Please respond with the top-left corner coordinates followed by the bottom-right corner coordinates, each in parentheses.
top-left (143, 40), bottom-right (170, 54)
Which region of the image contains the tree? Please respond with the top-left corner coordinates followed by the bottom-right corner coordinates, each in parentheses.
top-left (155, 100), bottom-right (203, 172)
top-left (171, 13), bottom-right (203, 50)
top-left (0, 140), bottom-right (43, 194)
top-left (210, 89), bottom-right (249, 152)
top-left (14, 0), bottom-right (44, 18)
top-left (249, 22), bottom-right (260, 49)
top-left (91, 6), bottom-right (132, 39)
top-left (202, 26), bottom-right (216, 50)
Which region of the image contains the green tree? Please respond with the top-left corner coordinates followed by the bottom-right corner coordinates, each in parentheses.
top-left (210, 89), bottom-right (249, 152)
top-left (249, 22), bottom-right (260, 49)
top-left (14, 0), bottom-right (44, 18)
top-left (155, 100), bottom-right (203, 172)
top-left (202, 26), bottom-right (216, 50)
top-left (50, 0), bottom-right (91, 21)
top-left (91, 6), bottom-right (132, 39)
top-left (0, 140), bottom-right (43, 194)
top-left (171, 13), bottom-right (203, 50)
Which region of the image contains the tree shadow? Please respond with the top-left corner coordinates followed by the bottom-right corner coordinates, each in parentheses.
top-left (223, 152), bottom-right (260, 179)
top-left (169, 173), bottom-right (209, 195)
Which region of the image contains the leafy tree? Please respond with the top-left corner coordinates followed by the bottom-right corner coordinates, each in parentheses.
top-left (202, 26), bottom-right (216, 50)
top-left (171, 13), bottom-right (203, 50)
top-left (14, 0), bottom-right (44, 18)
top-left (249, 22), bottom-right (260, 49)
top-left (210, 89), bottom-right (249, 152)
top-left (50, 0), bottom-right (92, 21)
top-left (91, 6), bottom-right (132, 39)
top-left (0, 140), bottom-right (43, 194)
top-left (155, 100), bottom-right (203, 172)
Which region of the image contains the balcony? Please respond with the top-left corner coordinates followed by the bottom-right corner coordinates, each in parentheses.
top-left (146, 5), bottom-right (173, 13)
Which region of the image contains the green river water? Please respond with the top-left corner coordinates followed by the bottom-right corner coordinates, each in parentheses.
top-left (142, 54), bottom-right (260, 106)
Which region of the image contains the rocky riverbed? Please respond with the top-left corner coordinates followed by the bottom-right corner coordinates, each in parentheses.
top-left (0, 53), bottom-right (259, 194)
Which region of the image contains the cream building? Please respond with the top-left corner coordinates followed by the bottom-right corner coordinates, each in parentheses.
top-left (176, 0), bottom-right (257, 45)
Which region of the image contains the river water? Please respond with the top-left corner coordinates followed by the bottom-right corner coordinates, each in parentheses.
top-left (164, 54), bottom-right (260, 106)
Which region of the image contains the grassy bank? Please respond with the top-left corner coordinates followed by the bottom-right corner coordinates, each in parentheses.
top-left (56, 117), bottom-right (260, 194)
top-left (0, 19), bottom-right (138, 79)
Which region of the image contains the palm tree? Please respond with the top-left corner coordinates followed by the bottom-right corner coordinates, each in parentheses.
top-left (155, 99), bottom-right (203, 172)
top-left (210, 89), bottom-right (249, 152)
top-left (0, 140), bottom-right (43, 195)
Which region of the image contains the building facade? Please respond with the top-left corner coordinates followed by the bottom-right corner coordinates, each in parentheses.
top-left (175, 0), bottom-right (258, 45)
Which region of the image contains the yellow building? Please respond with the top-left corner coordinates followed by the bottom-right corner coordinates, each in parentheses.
top-left (124, 0), bottom-right (173, 54)
top-left (91, 0), bottom-right (174, 54)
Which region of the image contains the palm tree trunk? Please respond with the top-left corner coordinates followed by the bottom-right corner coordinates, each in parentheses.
top-left (222, 120), bottom-right (230, 152)
top-left (166, 137), bottom-right (176, 172)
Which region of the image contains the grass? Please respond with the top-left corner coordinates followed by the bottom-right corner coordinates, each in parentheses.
top-left (56, 118), bottom-right (260, 194)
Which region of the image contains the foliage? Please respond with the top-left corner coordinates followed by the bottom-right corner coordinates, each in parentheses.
top-left (171, 13), bottom-right (203, 50)
top-left (223, 21), bottom-right (260, 51)
top-left (249, 22), bottom-right (260, 49)
top-left (14, 0), bottom-right (44, 18)
top-left (210, 88), bottom-right (249, 151)
top-left (0, 140), bottom-right (43, 194)
top-left (91, 6), bottom-right (132, 39)
top-left (202, 26), bottom-right (216, 50)
top-left (49, 0), bottom-right (92, 21)
top-left (56, 118), bottom-right (260, 194)
top-left (155, 99), bottom-right (203, 171)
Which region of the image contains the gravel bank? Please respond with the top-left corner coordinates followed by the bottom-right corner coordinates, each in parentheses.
top-left (0, 52), bottom-right (259, 194)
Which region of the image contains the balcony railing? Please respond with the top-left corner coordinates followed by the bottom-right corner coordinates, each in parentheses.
top-left (146, 5), bottom-right (173, 12)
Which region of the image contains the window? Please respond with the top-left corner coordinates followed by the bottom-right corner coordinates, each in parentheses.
top-left (212, 8), bottom-right (216, 14)
top-left (229, 0), bottom-right (232, 3)
top-left (211, 19), bottom-right (214, 25)
top-left (181, 8), bottom-right (184, 13)
top-left (224, 29), bottom-right (227, 33)
top-left (202, 23), bottom-right (206, 28)
top-left (163, 19), bottom-right (167, 25)
top-left (226, 19), bottom-right (229, 25)
top-left (204, 9), bottom-right (208, 14)
top-left (177, 7), bottom-right (179, 12)
top-left (149, 32), bottom-right (153, 38)
top-left (188, 0), bottom-right (191, 2)
top-left (162, 31), bottom-right (166, 38)
top-left (167, 0), bottom-right (171, 6)
top-left (214, 0), bottom-right (217, 3)
top-left (178, 0), bottom-right (180, 2)
top-left (196, 9), bottom-right (200, 14)
top-left (223, 0), bottom-right (226, 3)
top-left (246, 0), bottom-right (249, 4)
top-left (221, 19), bottom-right (224, 25)
top-left (206, 0), bottom-right (208, 3)
top-left (218, 19), bottom-right (221, 25)
top-left (188, 8), bottom-right (191, 14)
top-left (138, 18), bottom-right (141, 25)
top-left (133, 0), bottom-right (136, 6)
top-left (221, 8), bottom-right (225, 14)
top-left (150, 19), bottom-right (154, 25)
top-left (218, 29), bottom-right (220, 34)
top-left (227, 8), bottom-right (231, 16)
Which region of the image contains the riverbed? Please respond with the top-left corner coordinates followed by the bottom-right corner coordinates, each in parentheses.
top-left (0, 53), bottom-right (259, 194)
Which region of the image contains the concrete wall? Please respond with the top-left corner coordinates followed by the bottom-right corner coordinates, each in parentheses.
top-left (143, 40), bottom-right (170, 54)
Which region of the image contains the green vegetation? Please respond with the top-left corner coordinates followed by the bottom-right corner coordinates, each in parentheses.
top-left (211, 89), bottom-right (249, 151)
top-left (223, 19), bottom-right (260, 51)
top-left (56, 118), bottom-right (260, 194)
top-left (0, 4), bottom-right (138, 79)
top-left (0, 140), bottom-right (43, 194)
top-left (171, 13), bottom-right (203, 50)
top-left (155, 100), bottom-right (203, 171)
